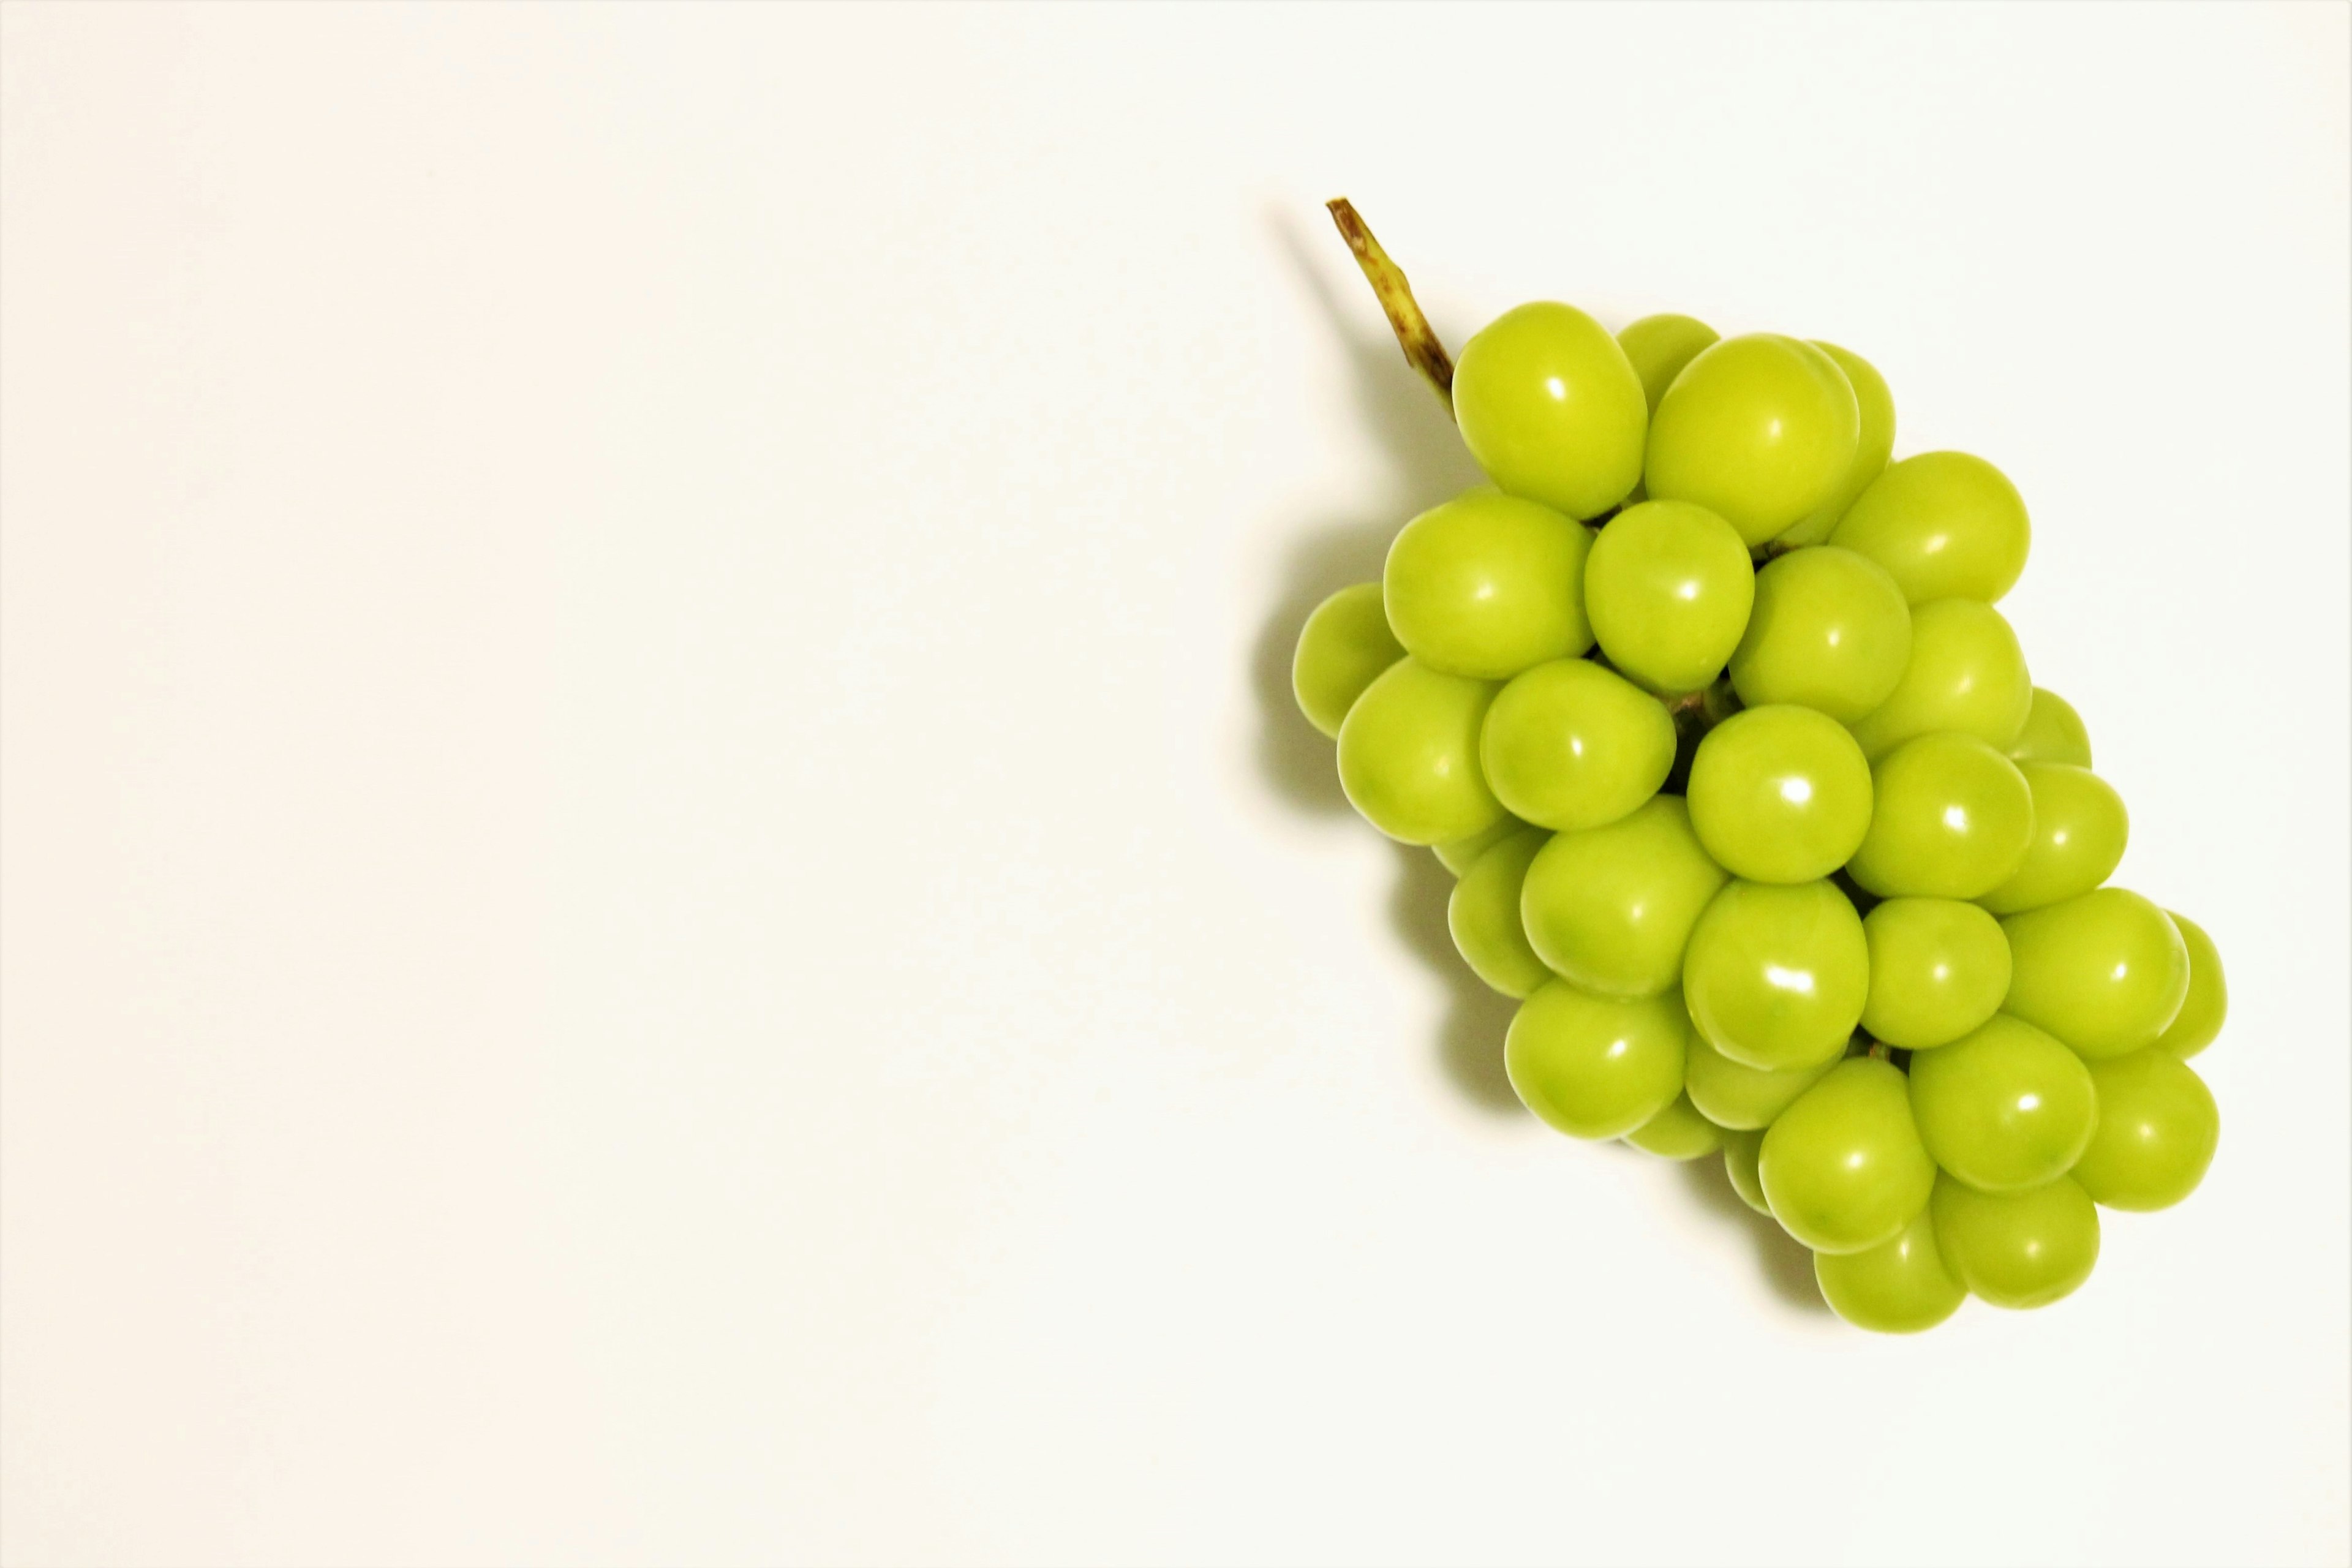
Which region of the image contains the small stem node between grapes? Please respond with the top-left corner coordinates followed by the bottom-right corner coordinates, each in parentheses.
top-left (1326, 198), bottom-right (1456, 412)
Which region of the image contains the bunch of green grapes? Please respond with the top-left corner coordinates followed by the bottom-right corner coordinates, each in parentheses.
top-left (1292, 284), bottom-right (2226, 1335)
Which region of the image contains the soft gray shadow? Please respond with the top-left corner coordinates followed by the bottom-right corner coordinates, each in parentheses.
top-left (1675, 1153), bottom-right (1833, 1316)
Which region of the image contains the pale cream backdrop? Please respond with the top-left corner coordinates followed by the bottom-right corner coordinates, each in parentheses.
top-left (3, 5), bottom-right (2346, 1566)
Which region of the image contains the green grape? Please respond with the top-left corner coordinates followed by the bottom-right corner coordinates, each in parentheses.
top-left (1847, 599), bottom-right (2032, 760)
top-left (1618, 314), bottom-right (1720, 413)
top-left (1722, 1128), bottom-right (1772, 1214)
top-left (1293, 582), bottom-right (1405, 739)
top-left (1453, 303), bottom-right (1648, 520)
top-left (1687, 705), bottom-right (1874, 884)
top-left (1907, 1015), bottom-right (2099, 1193)
top-left (2155, 912), bottom-right (2227, 1060)
top-left (1583, 500), bottom-right (1756, 694)
top-left (1860, 897), bottom-right (2011, 1049)
top-left (1623, 1091), bottom-right (1725, 1159)
top-left (1728, 546), bottom-right (1912, 723)
top-left (1645, 334), bottom-right (1862, 546)
top-left (1845, 733), bottom-right (2035, 900)
top-left (1830, 451), bottom-right (2030, 605)
top-left (1683, 1012), bottom-right (1841, 1129)
top-left (1383, 491), bottom-right (1594, 679)
top-left (1776, 342), bottom-right (1896, 548)
top-left (2008, 687), bottom-right (2093, 769)
top-left (1683, 881), bottom-right (1868, 1071)
top-left (1447, 827), bottom-right (1555, 998)
top-left (1760, 1058), bottom-right (1937, 1254)
top-left (1979, 764), bottom-right (2128, 916)
top-left (2001, 888), bottom-right (2191, 1059)
top-left (1504, 980), bottom-right (1687, 1140)
top-left (1432, 813), bottom-right (1529, 877)
top-left (1930, 1173), bottom-right (2100, 1310)
top-left (1814, 1208), bottom-right (1966, 1334)
top-left (1520, 796), bottom-right (1728, 997)
top-left (1336, 658), bottom-right (1506, 845)
top-left (1480, 658), bottom-right (1675, 832)
top-left (2070, 1049), bottom-right (2220, 1211)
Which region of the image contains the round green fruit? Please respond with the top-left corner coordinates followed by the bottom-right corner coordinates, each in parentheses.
top-left (1384, 489), bottom-right (1594, 679)
top-left (1859, 897), bottom-right (2011, 1049)
top-left (1814, 1208), bottom-right (1966, 1334)
top-left (1454, 303), bottom-right (1648, 520)
top-left (2000, 888), bottom-right (2191, 1059)
top-left (2070, 1049), bottom-right (2220, 1211)
top-left (1729, 545), bottom-right (1912, 723)
top-left (1683, 880), bottom-right (1869, 1071)
top-left (1623, 1092), bottom-right (1725, 1159)
top-left (1504, 980), bottom-right (1687, 1140)
top-left (1847, 598), bottom-right (2032, 761)
top-left (1584, 500), bottom-right (1756, 695)
top-left (1830, 451), bottom-right (2031, 605)
top-left (1978, 763), bottom-right (2128, 916)
top-left (1907, 1014), bottom-right (2099, 1193)
top-left (1617, 314), bottom-right (1720, 414)
top-left (1447, 827), bottom-right (1555, 998)
top-left (1336, 658), bottom-right (1506, 845)
top-left (2154, 911), bottom-right (2227, 1060)
top-left (1760, 1058), bottom-right (1938, 1255)
top-left (1776, 342), bottom-right (1896, 548)
top-left (1480, 658), bottom-right (1675, 832)
top-left (1931, 1173), bottom-right (2100, 1310)
top-left (1845, 732), bottom-right (2035, 900)
top-left (1644, 334), bottom-right (1862, 546)
top-left (1520, 796), bottom-right (1728, 998)
top-left (1687, 704), bottom-right (1874, 884)
top-left (1293, 582), bottom-right (1404, 739)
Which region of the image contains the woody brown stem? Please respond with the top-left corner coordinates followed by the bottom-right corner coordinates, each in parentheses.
top-left (1326, 198), bottom-right (1456, 411)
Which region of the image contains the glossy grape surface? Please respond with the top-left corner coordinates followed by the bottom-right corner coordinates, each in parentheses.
top-left (1448, 827), bottom-right (1555, 998)
top-left (1845, 733), bottom-right (2035, 900)
top-left (1687, 705), bottom-right (1874, 884)
top-left (1722, 1128), bottom-right (1771, 1214)
top-left (1908, 1015), bottom-right (2099, 1193)
top-left (2070, 1049), bottom-right (2220, 1211)
top-left (1760, 1058), bottom-right (1937, 1254)
top-left (1455, 303), bottom-right (1649, 520)
top-left (1979, 763), bottom-right (2128, 916)
top-left (1860, 897), bottom-right (2011, 1049)
top-left (1683, 1016), bottom-right (1841, 1129)
top-left (1777, 343), bottom-right (1896, 548)
top-left (1683, 880), bottom-right (1869, 1071)
top-left (1830, 451), bottom-right (2031, 604)
top-left (1504, 981), bottom-right (1687, 1140)
top-left (1931, 1173), bottom-right (2100, 1310)
top-left (1814, 1208), bottom-right (1966, 1334)
top-left (1584, 500), bottom-right (1756, 695)
top-left (2001, 888), bottom-right (2190, 1059)
top-left (1336, 658), bottom-right (1506, 845)
top-left (2008, 687), bottom-right (2093, 769)
top-left (1728, 546), bottom-right (1912, 723)
top-left (1618, 314), bottom-right (1721, 414)
top-left (1520, 796), bottom-right (1728, 997)
top-left (1623, 1092), bottom-right (1724, 1159)
top-left (1645, 334), bottom-right (1862, 546)
top-left (1384, 491), bottom-right (1594, 679)
top-left (1480, 658), bottom-right (1675, 832)
top-left (2155, 912), bottom-right (2227, 1060)
top-left (1847, 598), bottom-right (2033, 760)
top-left (1294, 582), bottom-right (1405, 739)
top-left (1433, 814), bottom-right (1528, 877)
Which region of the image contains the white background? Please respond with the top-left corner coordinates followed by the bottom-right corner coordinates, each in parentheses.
top-left (4, 6), bottom-right (2347, 1566)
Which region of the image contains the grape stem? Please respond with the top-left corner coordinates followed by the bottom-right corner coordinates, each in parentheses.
top-left (1326, 198), bottom-right (1456, 411)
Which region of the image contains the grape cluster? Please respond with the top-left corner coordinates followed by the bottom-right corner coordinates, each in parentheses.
top-left (1292, 301), bottom-right (2226, 1333)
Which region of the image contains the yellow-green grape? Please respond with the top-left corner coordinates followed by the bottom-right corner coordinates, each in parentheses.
top-left (1431, 814), bottom-right (1529, 877)
top-left (1504, 980), bottom-right (1687, 1140)
top-left (1336, 658), bottom-right (1506, 845)
top-left (1907, 1015), bottom-right (2098, 1193)
top-left (1583, 500), bottom-right (1756, 694)
top-left (1447, 827), bottom-right (1555, 998)
top-left (1480, 658), bottom-right (1675, 832)
top-left (1683, 880), bottom-right (1869, 1071)
top-left (1293, 582), bottom-right (1406, 739)
top-left (2070, 1050), bottom-right (2220, 1211)
top-left (1930, 1173), bottom-right (2100, 1310)
top-left (1623, 1091), bottom-right (1725, 1159)
top-left (2155, 912), bottom-right (2228, 1060)
top-left (2008, 687), bottom-right (2093, 769)
top-left (1728, 546), bottom-right (1912, 723)
top-left (1382, 491), bottom-right (1595, 679)
top-left (1722, 1128), bottom-right (1772, 1214)
top-left (1760, 1058), bottom-right (1937, 1254)
top-left (1520, 796), bottom-right (1728, 997)
top-left (1847, 599), bottom-right (2032, 760)
top-left (1618, 314), bottom-right (1720, 414)
top-left (1860, 897), bottom-right (2011, 1049)
top-left (2000, 888), bottom-right (2191, 1059)
top-left (1453, 303), bottom-right (1649, 520)
top-left (1683, 1014), bottom-right (1841, 1129)
top-left (1776, 342), bottom-right (1896, 548)
top-left (1830, 451), bottom-right (2031, 605)
top-left (1978, 764), bottom-right (2128, 916)
top-left (1644, 334), bottom-right (1862, 547)
top-left (1845, 733), bottom-right (2035, 900)
top-left (1814, 1208), bottom-right (1966, 1334)
top-left (1687, 705), bottom-right (1874, 883)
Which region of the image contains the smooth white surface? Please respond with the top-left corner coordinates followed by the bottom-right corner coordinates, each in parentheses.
top-left (4, 6), bottom-right (2348, 1565)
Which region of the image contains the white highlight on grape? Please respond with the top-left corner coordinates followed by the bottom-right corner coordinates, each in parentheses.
top-left (1763, 964), bottom-right (1815, 995)
top-left (1942, 805), bottom-right (1970, 831)
top-left (1778, 776), bottom-right (1814, 806)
